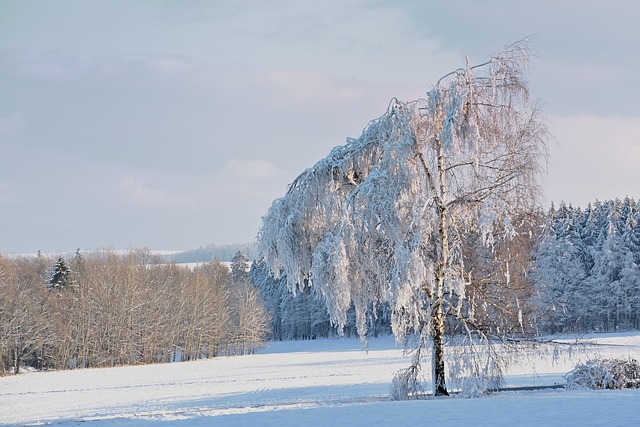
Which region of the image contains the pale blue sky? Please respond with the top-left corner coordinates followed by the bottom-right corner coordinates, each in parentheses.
top-left (1, 0), bottom-right (639, 253)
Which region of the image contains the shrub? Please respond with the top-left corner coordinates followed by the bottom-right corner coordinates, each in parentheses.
top-left (565, 358), bottom-right (640, 390)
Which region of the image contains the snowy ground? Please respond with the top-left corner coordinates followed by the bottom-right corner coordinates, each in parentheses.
top-left (1, 333), bottom-right (639, 426)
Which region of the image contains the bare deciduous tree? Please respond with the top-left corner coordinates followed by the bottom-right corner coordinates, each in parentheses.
top-left (1, 250), bottom-right (269, 374)
top-left (229, 252), bottom-right (270, 355)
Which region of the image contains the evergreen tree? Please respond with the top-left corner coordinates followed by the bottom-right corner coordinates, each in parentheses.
top-left (249, 259), bottom-right (286, 340)
top-left (533, 198), bottom-right (640, 333)
top-left (229, 252), bottom-right (270, 354)
top-left (250, 258), bottom-right (335, 340)
top-left (230, 251), bottom-right (250, 286)
top-left (48, 258), bottom-right (72, 291)
top-left (249, 258), bottom-right (389, 340)
top-left (533, 205), bottom-right (586, 332)
top-left (579, 203), bottom-right (598, 273)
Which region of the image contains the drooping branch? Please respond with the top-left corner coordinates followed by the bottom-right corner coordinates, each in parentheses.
top-left (259, 38), bottom-right (547, 397)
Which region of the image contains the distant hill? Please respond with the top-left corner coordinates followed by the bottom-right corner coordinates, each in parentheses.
top-left (167, 243), bottom-right (259, 263)
top-left (3, 244), bottom-right (260, 264)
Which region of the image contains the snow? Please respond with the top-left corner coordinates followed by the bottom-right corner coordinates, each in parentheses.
top-left (1, 333), bottom-right (639, 426)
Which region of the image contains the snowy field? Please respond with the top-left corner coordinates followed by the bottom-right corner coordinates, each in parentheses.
top-left (1, 333), bottom-right (640, 426)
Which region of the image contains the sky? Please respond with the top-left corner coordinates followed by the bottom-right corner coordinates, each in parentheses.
top-left (1, 0), bottom-right (640, 254)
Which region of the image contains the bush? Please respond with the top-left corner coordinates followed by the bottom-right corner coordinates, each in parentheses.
top-left (565, 358), bottom-right (640, 390)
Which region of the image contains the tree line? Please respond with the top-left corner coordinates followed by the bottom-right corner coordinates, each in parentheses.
top-left (3, 198), bottom-right (639, 377)
top-left (255, 196), bottom-right (638, 340)
top-left (251, 213), bottom-right (538, 341)
top-left (0, 250), bottom-right (269, 375)
top-left (250, 197), bottom-right (640, 342)
top-left (533, 198), bottom-right (640, 333)
top-left (168, 243), bottom-right (259, 264)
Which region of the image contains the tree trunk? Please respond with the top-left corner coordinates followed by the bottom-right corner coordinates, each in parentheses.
top-left (13, 346), bottom-right (20, 375)
top-left (432, 134), bottom-right (449, 397)
top-left (432, 291), bottom-right (449, 396)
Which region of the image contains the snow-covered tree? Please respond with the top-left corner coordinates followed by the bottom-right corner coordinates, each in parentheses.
top-left (250, 258), bottom-right (389, 340)
top-left (229, 252), bottom-right (270, 354)
top-left (230, 252), bottom-right (250, 286)
top-left (48, 257), bottom-right (73, 291)
top-left (258, 40), bottom-right (547, 396)
top-left (533, 198), bottom-right (640, 333)
top-left (533, 204), bottom-right (587, 332)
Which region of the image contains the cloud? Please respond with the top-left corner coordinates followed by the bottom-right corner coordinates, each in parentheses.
top-left (118, 178), bottom-right (194, 208)
top-left (144, 56), bottom-right (195, 73)
top-left (540, 60), bottom-right (626, 86)
top-left (0, 112), bottom-right (27, 140)
top-left (1, 50), bottom-right (89, 81)
top-left (1, 49), bottom-right (200, 85)
top-left (265, 71), bottom-right (365, 105)
top-left (546, 114), bottom-right (640, 206)
top-left (212, 158), bottom-right (290, 210)
top-left (219, 158), bottom-right (287, 183)
top-left (0, 181), bottom-right (19, 205)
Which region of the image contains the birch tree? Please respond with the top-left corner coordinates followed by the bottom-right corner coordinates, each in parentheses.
top-left (258, 40), bottom-right (547, 396)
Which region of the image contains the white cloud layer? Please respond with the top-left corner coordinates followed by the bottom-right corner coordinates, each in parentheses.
top-left (118, 178), bottom-right (194, 208)
top-left (0, 112), bottom-right (27, 140)
top-left (0, 181), bottom-right (18, 205)
top-left (546, 114), bottom-right (640, 206)
top-left (1, 0), bottom-right (639, 252)
top-left (219, 158), bottom-right (287, 183)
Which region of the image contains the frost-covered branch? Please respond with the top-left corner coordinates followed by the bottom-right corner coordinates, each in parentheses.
top-left (259, 38), bottom-right (547, 397)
